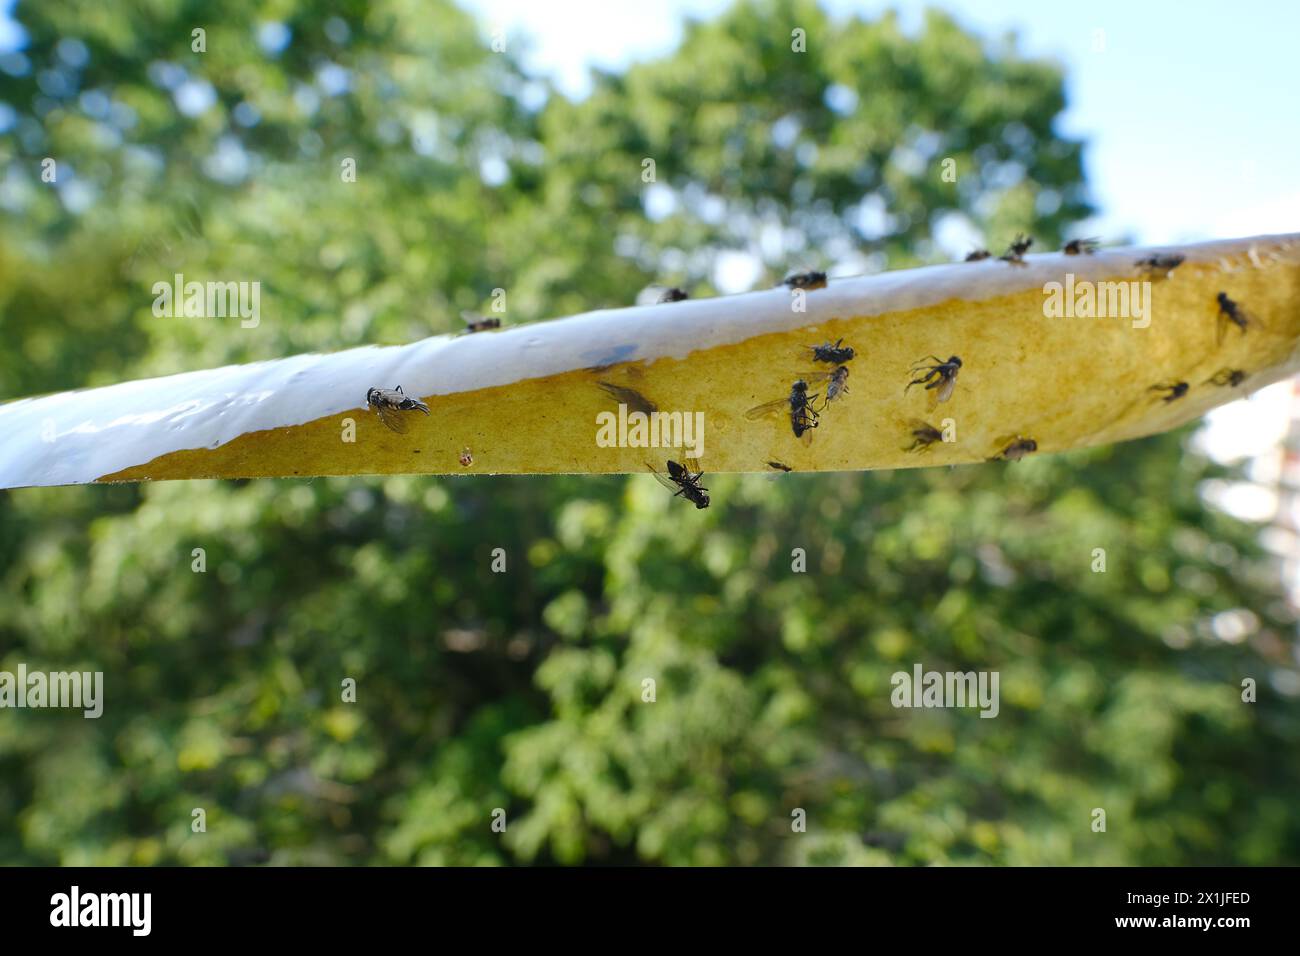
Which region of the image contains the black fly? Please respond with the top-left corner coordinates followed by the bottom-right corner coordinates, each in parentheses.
top-left (461, 311), bottom-right (502, 332)
top-left (800, 365), bottom-right (849, 410)
top-left (903, 420), bottom-right (944, 452)
top-left (781, 271), bottom-right (828, 291)
top-left (1216, 292), bottom-right (1259, 344)
top-left (1135, 253), bottom-right (1185, 278)
top-left (1149, 381), bottom-right (1189, 403)
top-left (999, 234), bottom-right (1033, 264)
top-left (804, 338), bottom-right (856, 364)
top-left (767, 461), bottom-right (793, 472)
top-left (817, 366), bottom-right (850, 408)
top-left (992, 436), bottom-right (1038, 461)
top-left (366, 386), bottom-right (430, 433)
top-left (658, 287), bottom-right (690, 303)
top-left (1063, 238), bottom-right (1099, 255)
top-left (1207, 368), bottom-right (1247, 388)
top-left (746, 380), bottom-right (820, 443)
top-left (965, 249), bottom-right (991, 262)
top-left (647, 459), bottom-right (710, 509)
top-left (906, 355), bottom-right (962, 403)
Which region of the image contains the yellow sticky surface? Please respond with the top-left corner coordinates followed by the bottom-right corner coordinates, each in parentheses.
top-left (99, 240), bottom-right (1300, 483)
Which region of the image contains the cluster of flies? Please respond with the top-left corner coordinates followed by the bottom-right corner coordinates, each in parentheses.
top-left (643, 273), bottom-right (837, 507)
top-left (1145, 290), bottom-right (1258, 405)
top-left (965, 233), bottom-right (1036, 263)
top-left (745, 324), bottom-right (853, 440)
top-left (644, 272), bottom-right (836, 508)
top-left (653, 269), bottom-right (828, 304)
top-left (363, 246), bottom-right (1261, 508)
top-left (901, 357), bottom-right (1035, 460)
top-left (968, 238), bottom-right (1257, 408)
top-left (966, 234), bottom-right (1107, 263)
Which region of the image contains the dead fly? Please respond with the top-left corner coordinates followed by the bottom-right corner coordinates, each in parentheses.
top-left (992, 436), bottom-right (1038, 461)
top-left (965, 249), bottom-right (992, 262)
top-left (598, 380), bottom-right (658, 415)
top-left (903, 419), bottom-right (944, 453)
top-left (1135, 253), bottom-right (1185, 278)
top-left (461, 311), bottom-right (501, 333)
top-left (366, 386), bottom-right (430, 433)
top-left (999, 234), bottom-right (1033, 264)
top-left (906, 355), bottom-right (963, 404)
top-left (767, 460), bottom-right (793, 472)
top-left (800, 365), bottom-right (849, 409)
top-left (746, 379), bottom-right (820, 444)
top-left (458, 447), bottom-right (474, 467)
top-left (1149, 381), bottom-right (1189, 404)
top-left (657, 287), bottom-right (690, 303)
top-left (1206, 368), bottom-right (1247, 388)
top-left (1216, 292), bottom-right (1259, 343)
top-left (647, 459), bottom-right (710, 509)
top-left (781, 270), bottom-right (828, 291)
top-left (804, 337), bottom-right (856, 364)
top-left (1063, 237), bottom-right (1099, 255)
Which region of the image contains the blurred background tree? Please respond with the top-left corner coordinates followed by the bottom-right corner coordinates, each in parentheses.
top-left (0, 0), bottom-right (1296, 865)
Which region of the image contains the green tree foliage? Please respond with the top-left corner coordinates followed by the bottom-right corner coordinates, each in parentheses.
top-left (1, 0), bottom-right (1297, 865)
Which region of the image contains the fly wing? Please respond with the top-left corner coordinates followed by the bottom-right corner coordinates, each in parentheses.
top-left (991, 435), bottom-right (1020, 459)
top-left (936, 375), bottom-right (957, 403)
top-left (374, 403), bottom-right (409, 434)
top-left (745, 397), bottom-right (790, 421)
top-left (599, 381), bottom-right (658, 415)
top-left (1001, 441), bottom-right (1032, 461)
top-left (645, 462), bottom-right (680, 492)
